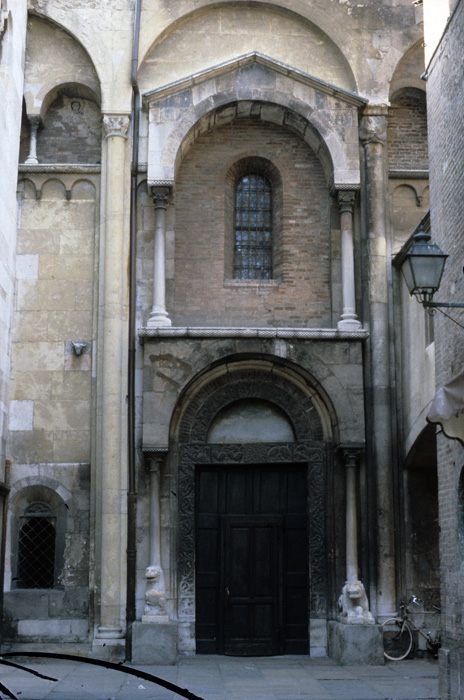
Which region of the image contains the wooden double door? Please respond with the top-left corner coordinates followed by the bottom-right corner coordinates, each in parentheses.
top-left (195, 464), bottom-right (308, 656)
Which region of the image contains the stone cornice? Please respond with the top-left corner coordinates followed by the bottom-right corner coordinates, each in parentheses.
top-left (143, 52), bottom-right (368, 108)
top-left (388, 169), bottom-right (429, 179)
top-left (138, 326), bottom-right (369, 341)
top-left (18, 164), bottom-right (101, 173)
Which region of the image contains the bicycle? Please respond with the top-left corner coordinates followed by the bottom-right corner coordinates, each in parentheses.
top-left (382, 594), bottom-right (441, 661)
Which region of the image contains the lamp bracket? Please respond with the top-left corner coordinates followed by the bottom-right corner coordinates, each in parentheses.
top-left (423, 301), bottom-right (464, 309)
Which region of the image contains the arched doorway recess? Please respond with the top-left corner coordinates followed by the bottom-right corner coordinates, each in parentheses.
top-left (173, 362), bottom-right (337, 655)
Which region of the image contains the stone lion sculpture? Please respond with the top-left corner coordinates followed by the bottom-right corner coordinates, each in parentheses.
top-left (144, 564), bottom-right (166, 617)
top-left (338, 580), bottom-right (374, 624)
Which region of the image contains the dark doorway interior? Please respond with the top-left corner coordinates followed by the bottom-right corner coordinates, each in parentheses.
top-left (195, 464), bottom-right (308, 655)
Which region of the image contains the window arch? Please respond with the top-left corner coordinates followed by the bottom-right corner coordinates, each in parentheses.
top-left (17, 502), bottom-right (56, 589)
top-left (234, 173), bottom-right (272, 280)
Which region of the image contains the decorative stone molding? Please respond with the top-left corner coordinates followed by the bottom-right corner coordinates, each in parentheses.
top-left (139, 326), bottom-right (369, 340)
top-left (148, 179), bottom-right (174, 187)
top-left (102, 115), bottom-right (130, 140)
top-left (388, 169), bottom-right (429, 179)
top-left (19, 164), bottom-right (101, 173)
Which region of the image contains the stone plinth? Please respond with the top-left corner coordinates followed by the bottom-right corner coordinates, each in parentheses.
top-left (131, 621), bottom-right (177, 665)
top-left (328, 620), bottom-right (384, 665)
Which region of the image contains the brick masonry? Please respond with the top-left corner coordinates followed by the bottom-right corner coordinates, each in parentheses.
top-left (170, 118), bottom-right (332, 327)
top-left (426, 1), bottom-right (464, 697)
top-left (387, 89), bottom-right (428, 170)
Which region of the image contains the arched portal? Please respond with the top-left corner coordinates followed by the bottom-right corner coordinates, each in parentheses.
top-left (172, 359), bottom-right (337, 656)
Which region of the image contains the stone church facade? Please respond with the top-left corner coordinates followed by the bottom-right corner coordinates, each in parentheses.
top-left (1, 0), bottom-right (458, 691)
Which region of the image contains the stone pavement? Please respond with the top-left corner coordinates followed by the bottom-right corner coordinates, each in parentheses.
top-left (0, 655), bottom-right (439, 700)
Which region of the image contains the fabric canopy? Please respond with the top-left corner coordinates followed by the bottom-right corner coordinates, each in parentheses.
top-left (427, 367), bottom-right (464, 444)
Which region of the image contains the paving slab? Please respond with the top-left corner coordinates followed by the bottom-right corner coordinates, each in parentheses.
top-left (0, 654), bottom-right (439, 700)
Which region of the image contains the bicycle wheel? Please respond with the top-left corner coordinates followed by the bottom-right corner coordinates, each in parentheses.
top-left (382, 618), bottom-right (413, 661)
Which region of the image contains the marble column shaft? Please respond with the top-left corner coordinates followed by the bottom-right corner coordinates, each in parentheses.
top-left (344, 449), bottom-right (360, 583)
top-left (360, 106), bottom-right (396, 617)
top-left (25, 115), bottom-right (41, 165)
top-left (147, 187), bottom-right (172, 327)
top-left (96, 115), bottom-right (130, 639)
top-left (337, 191), bottom-right (361, 330)
top-left (148, 457), bottom-right (162, 567)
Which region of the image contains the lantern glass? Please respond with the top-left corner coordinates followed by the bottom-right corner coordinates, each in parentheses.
top-left (401, 229), bottom-right (448, 298)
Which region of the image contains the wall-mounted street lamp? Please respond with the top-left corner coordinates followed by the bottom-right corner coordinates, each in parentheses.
top-left (400, 227), bottom-right (464, 309)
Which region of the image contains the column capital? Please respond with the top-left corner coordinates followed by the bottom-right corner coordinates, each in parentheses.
top-left (339, 444), bottom-right (364, 467)
top-left (359, 113), bottom-right (387, 146)
top-left (102, 114), bottom-right (130, 140)
top-left (337, 190), bottom-right (356, 213)
top-left (151, 186), bottom-right (172, 208)
top-left (28, 115), bottom-right (42, 130)
top-left (145, 448), bottom-right (168, 472)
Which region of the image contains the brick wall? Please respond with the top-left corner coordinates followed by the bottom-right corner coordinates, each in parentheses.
top-left (39, 95), bottom-right (101, 164)
top-left (387, 89), bottom-right (428, 170)
top-left (172, 118), bottom-right (331, 327)
top-left (426, 1), bottom-right (464, 697)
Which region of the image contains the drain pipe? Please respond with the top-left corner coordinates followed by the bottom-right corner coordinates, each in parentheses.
top-left (126, 0), bottom-right (142, 660)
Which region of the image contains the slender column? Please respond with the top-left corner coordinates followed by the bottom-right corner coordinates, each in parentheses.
top-left (143, 454), bottom-right (168, 622)
top-left (96, 114), bottom-right (130, 641)
top-left (338, 447), bottom-right (374, 624)
top-left (337, 191), bottom-right (361, 331)
top-left (344, 448), bottom-right (359, 583)
top-left (146, 187), bottom-right (172, 328)
top-left (24, 116), bottom-right (41, 165)
top-left (360, 106), bottom-right (396, 618)
top-left (148, 456), bottom-right (162, 566)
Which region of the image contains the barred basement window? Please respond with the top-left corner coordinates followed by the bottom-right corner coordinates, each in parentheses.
top-left (17, 503), bottom-right (56, 588)
top-left (234, 173), bottom-right (272, 280)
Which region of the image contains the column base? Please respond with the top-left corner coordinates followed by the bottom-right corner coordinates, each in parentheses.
top-left (131, 621), bottom-right (177, 664)
top-left (328, 620), bottom-right (384, 665)
top-left (142, 614), bottom-right (170, 624)
top-left (337, 317), bottom-right (362, 331)
top-left (92, 636), bottom-right (125, 661)
top-left (95, 625), bottom-right (124, 639)
top-left (146, 311), bottom-right (172, 328)
top-left (24, 156), bottom-right (39, 165)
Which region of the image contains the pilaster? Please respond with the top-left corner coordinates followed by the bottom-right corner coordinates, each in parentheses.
top-left (360, 104), bottom-right (396, 619)
top-left (94, 114), bottom-right (130, 649)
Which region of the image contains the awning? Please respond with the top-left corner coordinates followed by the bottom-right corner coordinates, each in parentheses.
top-left (427, 368), bottom-right (464, 444)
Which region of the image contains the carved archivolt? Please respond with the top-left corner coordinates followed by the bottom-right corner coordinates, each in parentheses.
top-left (178, 370), bottom-right (324, 443)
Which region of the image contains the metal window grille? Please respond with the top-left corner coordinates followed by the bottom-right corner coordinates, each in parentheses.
top-left (17, 503), bottom-right (56, 589)
top-left (234, 173), bottom-right (272, 280)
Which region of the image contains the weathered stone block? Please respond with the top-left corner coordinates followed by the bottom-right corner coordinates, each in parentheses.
top-left (328, 620), bottom-right (384, 665)
top-left (34, 400), bottom-right (90, 432)
top-left (9, 400), bottom-right (34, 431)
top-left (8, 430), bottom-right (54, 463)
top-left (131, 621), bottom-right (177, 664)
top-left (3, 591), bottom-right (49, 620)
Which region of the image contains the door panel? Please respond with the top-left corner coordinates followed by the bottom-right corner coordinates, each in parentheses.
top-left (195, 464), bottom-right (308, 655)
top-left (223, 517), bottom-right (282, 655)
